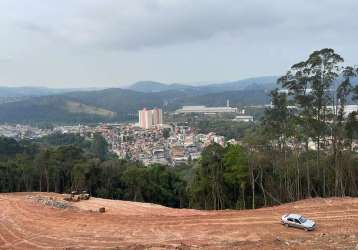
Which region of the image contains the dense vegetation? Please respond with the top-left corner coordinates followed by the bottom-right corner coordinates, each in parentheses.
top-left (250, 49), bottom-right (358, 202)
top-left (0, 135), bottom-right (186, 207)
top-left (0, 133), bottom-right (250, 209)
top-left (1, 49), bottom-right (358, 211)
top-left (0, 96), bottom-right (120, 124)
top-left (185, 49), bottom-right (358, 209)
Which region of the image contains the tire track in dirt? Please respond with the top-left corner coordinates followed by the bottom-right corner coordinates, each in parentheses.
top-left (1, 193), bottom-right (358, 249)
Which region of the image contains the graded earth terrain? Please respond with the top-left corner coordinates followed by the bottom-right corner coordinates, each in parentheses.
top-left (1, 193), bottom-right (358, 249)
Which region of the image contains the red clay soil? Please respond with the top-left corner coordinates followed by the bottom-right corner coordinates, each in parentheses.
top-left (1, 193), bottom-right (358, 249)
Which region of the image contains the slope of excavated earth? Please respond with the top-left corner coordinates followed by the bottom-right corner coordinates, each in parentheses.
top-left (1, 193), bottom-right (358, 249)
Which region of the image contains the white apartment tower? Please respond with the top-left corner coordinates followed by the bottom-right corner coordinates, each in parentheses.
top-left (138, 108), bottom-right (163, 129)
top-left (152, 108), bottom-right (163, 125)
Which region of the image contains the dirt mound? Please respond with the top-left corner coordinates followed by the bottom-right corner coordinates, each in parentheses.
top-left (1, 193), bottom-right (358, 249)
top-left (28, 194), bottom-right (72, 209)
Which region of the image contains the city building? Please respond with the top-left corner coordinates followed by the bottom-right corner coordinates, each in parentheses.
top-left (152, 108), bottom-right (163, 125)
top-left (345, 105), bottom-right (358, 114)
top-left (233, 115), bottom-right (254, 122)
top-left (327, 105), bottom-right (358, 117)
top-left (175, 105), bottom-right (237, 114)
top-left (138, 108), bottom-right (163, 129)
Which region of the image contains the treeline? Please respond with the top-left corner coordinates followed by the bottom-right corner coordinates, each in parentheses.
top-left (174, 49), bottom-right (358, 210)
top-left (187, 49), bottom-right (358, 210)
top-left (0, 135), bottom-right (185, 207)
top-left (241, 49), bottom-right (358, 208)
top-left (0, 134), bottom-right (251, 209)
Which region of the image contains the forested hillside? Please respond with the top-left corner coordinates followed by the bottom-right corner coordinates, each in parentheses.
top-left (0, 88), bottom-right (270, 124)
top-left (0, 96), bottom-right (117, 124)
top-left (128, 76), bottom-right (278, 93)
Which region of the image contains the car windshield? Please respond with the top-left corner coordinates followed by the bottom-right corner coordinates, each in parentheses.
top-left (299, 216), bottom-right (307, 223)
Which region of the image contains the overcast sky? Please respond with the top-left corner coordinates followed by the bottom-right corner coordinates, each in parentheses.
top-left (0, 0), bottom-right (357, 88)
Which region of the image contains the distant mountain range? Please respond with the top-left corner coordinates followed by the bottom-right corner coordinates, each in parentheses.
top-left (128, 81), bottom-right (194, 93)
top-left (0, 86), bottom-right (99, 98)
top-left (0, 89), bottom-right (270, 125)
top-left (1, 75), bottom-right (354, 124)
top-left (128, 76), bottom-right (278, 93)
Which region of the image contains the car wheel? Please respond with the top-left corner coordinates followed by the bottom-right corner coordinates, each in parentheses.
top-left (304, 228), bottom-right (308, 232)
top-left (285, 223), bottom-right (289, 228)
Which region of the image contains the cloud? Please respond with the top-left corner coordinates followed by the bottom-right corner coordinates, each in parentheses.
top-left (0, 0), bottom-right (357, 87)
top-left (8, 0), bottom-right (355, 51)
top-left (0, 56), bottom-right (13, 64)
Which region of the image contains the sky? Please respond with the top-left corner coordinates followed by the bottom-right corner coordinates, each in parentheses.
top-left (0, 0), bottom-right (357, 88)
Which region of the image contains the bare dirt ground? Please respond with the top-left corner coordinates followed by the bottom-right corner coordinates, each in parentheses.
top-left (1, 193), bottom-right (358, 249)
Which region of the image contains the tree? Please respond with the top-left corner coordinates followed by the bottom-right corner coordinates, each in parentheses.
top-left (332, 66), bottom-right (356, 196)
top-left (307, 49), bottom-right (343, 196)
top-left (0, 137), bottom-right (23, 158)
top-left (188, 143), bottom-right (226, 210)
top-left (345, 112), bottom-right (358, 151)
top-left (91, 133), bottom-right (109, 160)
top-left (162, 128), bottom-right (171, 139)
top-left (223, 145), bottom-right (249, 208)
top-left (263, 89), bottom-right (293, 152)
top-left (35, 149), bottom-right (52, 192)
top-left (278, 48), bottom-right (344, 197)
top-left (121, 165), bottom-right (147, 202)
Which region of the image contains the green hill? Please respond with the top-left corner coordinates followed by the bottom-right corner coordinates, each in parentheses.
top-left (127, 76), bottom-right (278, 93)
top-left (0, 96), bottom-right (116, 124)
top-left (0, 87), bottom-right (270, 124)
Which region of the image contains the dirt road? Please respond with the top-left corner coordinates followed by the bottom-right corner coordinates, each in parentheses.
top-left (1, 193), bottom-right (358, 249)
